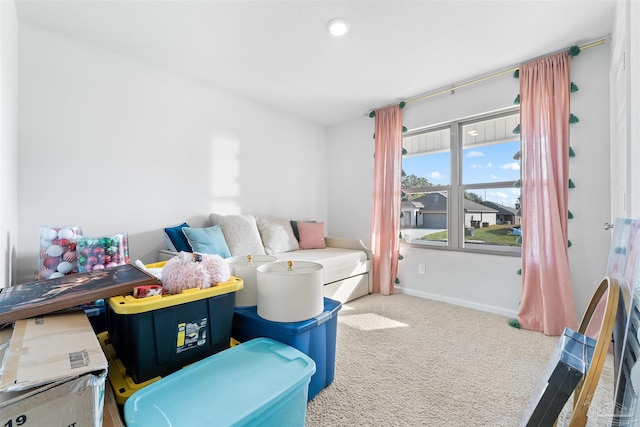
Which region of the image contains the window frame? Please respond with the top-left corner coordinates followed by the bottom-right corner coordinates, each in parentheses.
top-left (401, 107), bottom-right (521, 257)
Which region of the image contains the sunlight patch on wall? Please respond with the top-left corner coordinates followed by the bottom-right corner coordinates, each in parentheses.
top-left (338, 313), bottom-right (408, 331)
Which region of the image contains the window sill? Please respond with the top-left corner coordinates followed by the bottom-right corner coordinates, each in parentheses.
top-left (400, 241), bottom-right (522, 258)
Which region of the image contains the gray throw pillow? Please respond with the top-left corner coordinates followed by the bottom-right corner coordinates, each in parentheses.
top-left (209, 213), bottom-right (266, 256)
top-left (256, 217), bottom-right (299, 255)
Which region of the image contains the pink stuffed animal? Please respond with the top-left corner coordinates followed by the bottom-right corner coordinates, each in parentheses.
top-left (161, 252), bottom-right (231, 294)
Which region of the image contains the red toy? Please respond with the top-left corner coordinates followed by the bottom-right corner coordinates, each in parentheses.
top-left (133, 284), bottom-right (164, 298)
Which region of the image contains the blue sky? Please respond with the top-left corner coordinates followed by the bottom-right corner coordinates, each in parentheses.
top-left (402, 140), bottom-right (521, 208)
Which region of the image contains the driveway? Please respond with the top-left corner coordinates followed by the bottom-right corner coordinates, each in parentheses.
top-left (400, 228), bottom-right (445, 240)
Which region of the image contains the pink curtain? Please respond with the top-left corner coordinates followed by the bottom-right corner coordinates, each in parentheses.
top-left (518, 52), bottom-right (578, 336)
top-left (370, 105), bottom-right (403, 295)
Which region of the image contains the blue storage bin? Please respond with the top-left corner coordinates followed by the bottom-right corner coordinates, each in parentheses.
top-left (232, 297), bottom-right (341, 401)
top-left (124, 338), bottom-right (315, 427)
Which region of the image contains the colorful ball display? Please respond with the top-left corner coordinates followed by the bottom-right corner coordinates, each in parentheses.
top-left (41, 228), bottom-right (58, 241)
top-left (56, 261), bottom-right (74, 274)
top-left (38, 226), bottom-right (83, 280)
top-left (76, 233), bottom-right (129, 273)
top-left (58, 228), bottom-right (75, 240)
top-left (46, 244), bottom-right (64, 257)
top-left (42, 256), bottom-right (59, 269)
top-left (63, 251), bottom-right (77, 262)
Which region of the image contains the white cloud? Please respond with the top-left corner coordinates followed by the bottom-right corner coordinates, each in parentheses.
top-left (486, 162), bottom-right (493, 168)
top-left (489, 174), bottom-right (498, 180)
top-left (466, 151), bottom-right (484, 158)
top-left (499, 162), bottom-right (520, 171)
top-left (430, 171), bottom-right (444, 180)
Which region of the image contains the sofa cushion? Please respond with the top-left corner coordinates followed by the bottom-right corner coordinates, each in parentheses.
top-left (277, 247), bottom-right (369, 285)
top-left (297, 221), bottom-right (326, 249)
top-left (256, 217), bottom-right (299, 255)
top-left (209, 213), bottom-right (266, 256)
top-left (164, 222), bottom-right (192, 252)
top-left (182, 226), bottom-right (231, 258)
top-left (290, 220), bottom-right (316, 241)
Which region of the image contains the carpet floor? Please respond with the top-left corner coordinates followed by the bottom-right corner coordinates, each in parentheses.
top-left (305, 293), bottom-right (615, 427)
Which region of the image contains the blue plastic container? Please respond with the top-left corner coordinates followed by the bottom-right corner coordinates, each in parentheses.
top-left (232, 297), bottom-right (341, 401)
top-left (124, 338), bottom-right (315, 427)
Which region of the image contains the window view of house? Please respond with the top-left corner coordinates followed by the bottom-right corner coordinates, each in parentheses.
top-left (401, 110), bottom-right (521, 254)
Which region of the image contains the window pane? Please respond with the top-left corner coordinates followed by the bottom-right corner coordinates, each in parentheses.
top-left (403, 127), bottom-right (451, 186)
top-left (401, 108), bottom-right (521, 255)
top-left (463, 187), bottom-right (521, 251)
top-left (462, 114), bottom-right (520, 185)
top-left (401, 190), bottom-right (448, 247)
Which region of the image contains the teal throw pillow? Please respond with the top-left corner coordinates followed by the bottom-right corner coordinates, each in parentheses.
top-left (182, 226), bottom-right (231, 258)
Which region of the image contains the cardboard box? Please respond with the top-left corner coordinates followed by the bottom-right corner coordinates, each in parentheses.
top-left (102, 381), bottom-right (125, 427)
top-left (0, 312), bottom-right (108, 427)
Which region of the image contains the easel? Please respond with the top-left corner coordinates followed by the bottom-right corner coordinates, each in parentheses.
top-left (553, 276), bottom-right (619, 426)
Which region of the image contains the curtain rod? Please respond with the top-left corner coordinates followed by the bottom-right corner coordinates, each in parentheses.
top-left (366, 37), bottom-right (609, 115)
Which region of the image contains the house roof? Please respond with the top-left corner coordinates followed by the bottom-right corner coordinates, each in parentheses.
top-left (413, 193), bottom-right (447, 212)
top-left (410, 193), bottom-right (498, 214)
top-left (402, 200), bottom-right (424, 210)
top-left (463, 200), bottom-right (499, 214)
top-left (480, 201), bottom-right (518, 216)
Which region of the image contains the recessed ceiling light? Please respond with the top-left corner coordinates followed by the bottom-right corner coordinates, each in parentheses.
top-left (327, 18), bottom-right (351, 37)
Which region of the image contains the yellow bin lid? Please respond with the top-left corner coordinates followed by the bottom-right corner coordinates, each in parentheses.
top-left (107, 276), bottom-right (244, 314)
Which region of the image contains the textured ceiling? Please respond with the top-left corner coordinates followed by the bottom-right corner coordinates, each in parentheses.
top-left (15, 0), bottom-right (617, 127)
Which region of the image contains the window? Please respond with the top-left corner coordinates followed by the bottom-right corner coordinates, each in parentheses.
top-left (400, 109), bottom-right (521, 254)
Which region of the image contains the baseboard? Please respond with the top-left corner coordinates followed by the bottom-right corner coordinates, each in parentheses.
top-left (394, 286), bottom-right (519, 319)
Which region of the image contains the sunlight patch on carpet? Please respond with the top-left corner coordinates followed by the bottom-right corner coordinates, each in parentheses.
top-left (338, 313), bottom-right (408, 331)
top-left (340, 304), bottom-right (356, 312)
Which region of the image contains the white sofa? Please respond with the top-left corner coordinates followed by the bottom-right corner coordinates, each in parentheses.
top-left (157, 215), bottom-right (372, 303)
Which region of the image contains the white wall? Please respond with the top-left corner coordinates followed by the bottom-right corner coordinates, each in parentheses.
top-left (327, 117), bottom-right (374, 244)
top-left (0, 0), bottom-right (19, 288)
top-left (632, 0), bottom-right (640, 218)
top-left (566, 44), bottom-right (613, 316)
top-left (17, 24), bottom-right (328, 283)
top-left (327, 44), bottom-right (612, 319)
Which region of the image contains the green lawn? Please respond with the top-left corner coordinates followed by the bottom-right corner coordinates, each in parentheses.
top-left (419, 224), bottom-right (521, 246)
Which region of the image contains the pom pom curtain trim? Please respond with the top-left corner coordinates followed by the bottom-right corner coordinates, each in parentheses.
top-left (364, 38), bottom-right (606, 116)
